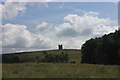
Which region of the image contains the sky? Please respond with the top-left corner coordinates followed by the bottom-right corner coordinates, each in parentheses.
top-left (0, 0), bottom-right (119, 54)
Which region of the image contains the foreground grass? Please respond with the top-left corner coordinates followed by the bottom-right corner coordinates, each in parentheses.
top-left (2, 63), bottom-right (119, 78)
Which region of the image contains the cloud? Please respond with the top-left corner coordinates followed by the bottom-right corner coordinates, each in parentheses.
top-left (55, 22), bottom-right (79, 37)
top-left (2, 24), bottom-right (32, 48)
top-left (2, 24), bottom-right (52, 50)
top-left (84, 11), bottom-right (99, 16)
top-left (55, 14), bottom-right (117, 37)
top-left (34, 22), bottom-right (51, 33)
top-left (1, 0), bottom-right (51, 20)
top-left (2, 1), bottom-right (27, 19)
top-left (75, 9), bottom-right (99, 16)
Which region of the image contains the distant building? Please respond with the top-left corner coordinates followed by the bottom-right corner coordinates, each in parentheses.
top-left (58, 44), bottom-right (63, 50)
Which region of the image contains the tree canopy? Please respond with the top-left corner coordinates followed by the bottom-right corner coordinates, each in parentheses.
top-left (81, 30), bottom-right (120, 65)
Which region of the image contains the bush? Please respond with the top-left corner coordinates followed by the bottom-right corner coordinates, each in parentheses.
top-left (3, 55), bottom-right (20, 63)
top-left (43, 52), bottom-right (69, 63)
top-left (69, 61), bottom-right (76, 64)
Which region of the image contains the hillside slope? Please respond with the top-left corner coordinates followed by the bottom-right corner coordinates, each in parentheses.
top-left (2, 49), bottom-right (81, 64)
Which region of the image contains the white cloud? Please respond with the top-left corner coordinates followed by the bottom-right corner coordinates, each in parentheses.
top-left (34, 22), bottom-right (51, 33)
top-left (84, 11), bottom-right (99, 16)
top-left (55, 14), bottom-right (117, 37)
top-left (75, 9), bottom-right (99, 16)
top-left (2, 24), bottom-right (32, 47)
top-left (2, 1), bottom-right (27, 19)
top-left (1, 0), bottom-right (51, 20)
top-left (2, 24), bottom-right (52, 50)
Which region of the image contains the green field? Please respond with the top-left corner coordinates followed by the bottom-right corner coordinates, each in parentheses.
top-left (2, 49), bottom-right (120, 78)
top-left (2, 63), bottom-right (119, 78)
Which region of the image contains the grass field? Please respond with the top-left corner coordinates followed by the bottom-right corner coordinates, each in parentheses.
top-left (2, 49), bottom-right (120, 78)
top-left (2, 63), bottom-right (119, 78)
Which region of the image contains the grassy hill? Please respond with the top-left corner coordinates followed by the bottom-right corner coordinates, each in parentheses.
top-left (2, 49), bottom-right (81, 63)
top-left (2, 49), bottom-right (120, 78)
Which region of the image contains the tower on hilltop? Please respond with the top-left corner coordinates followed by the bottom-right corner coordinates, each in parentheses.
top-left (58, 44), bottom-right (63, 50)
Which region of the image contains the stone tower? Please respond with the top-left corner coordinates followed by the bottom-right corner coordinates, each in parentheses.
top-left (58, 44), bottom-right (63, 50)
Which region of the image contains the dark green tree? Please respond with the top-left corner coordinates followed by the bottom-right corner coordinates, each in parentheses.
top-left (81, 30), bottom-right (120, 65)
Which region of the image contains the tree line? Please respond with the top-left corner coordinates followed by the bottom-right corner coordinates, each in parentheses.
top-left (81, 30), bottom-right (120, 65)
